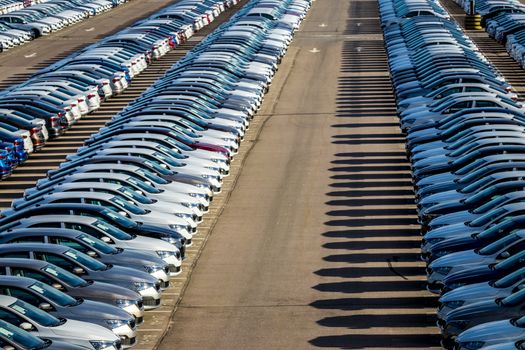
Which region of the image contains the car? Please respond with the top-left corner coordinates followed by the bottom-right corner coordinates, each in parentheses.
top-left (0, 227), bottom-right (172, 285)
top-left (0, 295), bottom-right (121, 350)
top-left (0, 258), bottom-right (144, 321)
top-left (0, 275), bottom-right (137, 347)
top-left (0, 244), bottom-right (162, 309)
top-left (0, 318), bottom-right (89, 350)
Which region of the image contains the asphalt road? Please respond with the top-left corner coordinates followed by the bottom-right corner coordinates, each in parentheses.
top-left (157, 0), bottom-right (441, 348)
top-left (0, 0), bottom-right (180, 89)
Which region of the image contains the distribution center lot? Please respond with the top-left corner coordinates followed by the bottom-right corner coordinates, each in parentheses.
top-left (2, 0), bottom-right (525, 348)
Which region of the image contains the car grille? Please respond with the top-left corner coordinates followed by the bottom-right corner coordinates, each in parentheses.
top-left (154, 282), bottom-right (161, 291)
top-left (143, 297), bottom-right (161, 306)
top-left (136, 316), bottom-right (144, 325)
top-left (129, 319), bottom-right (136, 330)
top-left (137, 300), bottom-right (143, 309)
top-left (161, 280), bottom-right (170, 288)
top-left (163, 266), bottom-right (169, 274)
top-left (169, 265), bottom-right (181, 273)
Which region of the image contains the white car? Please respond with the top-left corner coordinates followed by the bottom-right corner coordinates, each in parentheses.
top-left (0, 295), bottom-right (121, 350)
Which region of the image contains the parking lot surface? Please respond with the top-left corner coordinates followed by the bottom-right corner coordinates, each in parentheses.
top-left (0, 0), bottom-right (181, 89)
top-left (157, 0), bottom-right (441, 348)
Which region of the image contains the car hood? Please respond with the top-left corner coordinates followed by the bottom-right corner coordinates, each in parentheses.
top-left (57, 299), bottom-right (132, 321)
top-left (428, 209), bottom-right (476, 228)
top-left (457, 319), bottom-right (520, 344)
top-left (50, 318), bottom-right (118, 341)
top-left (441, 281), bottom-right (507, 304)
top-left (120, 233), bottom-right (179, 253)
top-left (70, 280), bottom-right (141, 302)
top-left (429, 250), bottom-right (487, 269)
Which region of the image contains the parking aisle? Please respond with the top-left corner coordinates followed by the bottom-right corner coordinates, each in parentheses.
top-left (157, 0), bottom-right (441, 348)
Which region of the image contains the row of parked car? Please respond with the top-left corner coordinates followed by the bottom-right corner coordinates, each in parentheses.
top-left (0, 0), bottom-right (128, 52)
top-left (0, 0), bottom-right (310, 349)
top-left (0, 0), bottom-right (244, 180)
top-left (0, 0), bottom-right (25, 16)
top-left (379, 0), bottom-right (525, 348)
top-left (454, 0), bottom-right (525, 69)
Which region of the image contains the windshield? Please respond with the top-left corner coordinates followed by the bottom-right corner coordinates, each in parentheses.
top-left (28, 282), bottom-right (77, 307)
top-left (502, 287), bottom-right (525, 306)
top-left (473, 195), bottom-right (507, 214)
top-left (495, 249), bottom-right (525, 270)
top-left (41, 264), bottom-right (87, 288)
top-left (93, 219), bottom-right (133, 240)
top-left (169, 131), bottom-right (192, 151)
top-left (456, 158), bottom-right (486, 175)
top-left (495, 266), bottom-right (525, 288)
top-left (110, 196), bottom-right (146, 215)
top-left (63, 249), bottom-right (107, 271)
top-left (479, 233), bottom-right (520, 255)
top-left (78, 233), bottom-right (116, 255)
top-left (0, 320), bottom-right (44, 349)
top-left (143, 159), bottom-right (172, 176)
top-left (8, 300), bottom-right (61, 327)
top-left (469, 207), bottom-right (507, 227)
top-left (461, 176), bottom-right (494, 194)
top-left (156, 144), bottom-right (185, 159)
top-left (126, 177), bottom-right (161, 193)
top-left (117, 186), bottom-right (152, 204)
top-left (153, 152), bottom-right (182, 167)
top-left (135, 168), bottom-right (169, 185)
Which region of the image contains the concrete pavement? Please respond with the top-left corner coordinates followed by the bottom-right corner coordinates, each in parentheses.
top-left (157, 0), bottom-right (440, 348)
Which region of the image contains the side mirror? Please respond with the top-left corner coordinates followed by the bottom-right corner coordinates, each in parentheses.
top-left (19, 322), bottom-right (33, 331)
top-left (72, 267), bottom-right (85, 275)
top-left (4, 346), bottom-right (15, 350)
top-left (118, 211), bottom-right (129, 218)
top-left (101, 236), bottom-right (112, 243)
top-left (51, 283), bottom-right (64, 291)
top-left (86, 251), bottom-right (97, 258)
top-left (39, 302), bottom-right (52, 311)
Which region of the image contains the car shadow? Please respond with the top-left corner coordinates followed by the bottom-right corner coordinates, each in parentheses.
top-left (309, 1), bottom-right (440, 347)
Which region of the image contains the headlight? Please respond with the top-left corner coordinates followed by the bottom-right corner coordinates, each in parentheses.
top-left (434, 266), bottom-right (452, 275)
top-left (156, 250), bottom-right (175, 258)
top-left (132, 281), bottom-right (154, 291)
top-left (175, 213), bottom-right (191, 219)
top-left (115, 299), bottom-right (136, 306)
top-left (106, 319), bottom-right (128, 329)
top-left (144, 265), bottom-right (164, 273)
top-left (160, 236), bottom-right (178, 245)
top-left (445, 300), bottom-right (464, 309)
top-left (427, 238), bottom-right (445, 245)
top-left (448, 282), bottom-right (465, 290)
top-left (89, 340), bottom-right (119, 350)
top-left (169, 224), bottom-right (189, 232)
top-left (461, 341), bottom-right (486, 350)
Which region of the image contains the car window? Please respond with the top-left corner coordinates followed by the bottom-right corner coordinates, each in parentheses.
top-left (64, 223), bottom-right (101, 236)
top-left (10, 268), bottom-right (53, 285)
top-left (3, 287), bottom-right (42, 306)
top-left (445, 101), bottom-right (472, 113)
top-left (28, 223), bottom-right (61, 232)
top-left (465, 87), bottom-right (486, 93)
top-left (0, 252), bottom-right (29, 259)
top-left (0, 308), bottom-right (24, 327)
top-left (475, 100), bottom-right (499, 108)
top-left (49, 237), bottom-right (85, 252)
top-left (438, 87), bottom-right (462, 98)
top-left (9, 237), bottom-right (45, 244)
top-left (33, 253), bottom-right (76, 270)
